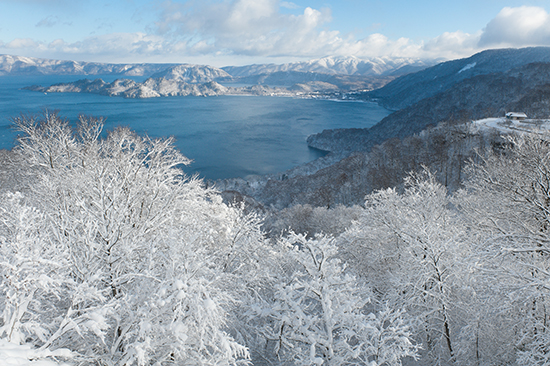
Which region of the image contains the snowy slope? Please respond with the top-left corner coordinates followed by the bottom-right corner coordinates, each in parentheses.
top-left (369, 46), bottom-right (550, 110)
top-left (0, 54), bottom-right (177, 76)
top-left (222, 56), bottom-right (434, 77)
top-left (149, 64), bottom-right (233, 83)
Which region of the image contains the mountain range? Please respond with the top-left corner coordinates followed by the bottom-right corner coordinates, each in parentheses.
top-left (0, 54), bottom-right (433, 78)
top-left (221, 56), bottom-right (434, 77)
top-left (307, 47), bottom-right (550, 153)
top-left (0, 54), bottom-right (177, 77)
top-left (0, 54), bottom-right (437, 94)
top-left (367, 47), bottom-right (550, 110)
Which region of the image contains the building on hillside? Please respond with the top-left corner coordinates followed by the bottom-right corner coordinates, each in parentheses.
top-left (506, 112), bottom-right (528, 121)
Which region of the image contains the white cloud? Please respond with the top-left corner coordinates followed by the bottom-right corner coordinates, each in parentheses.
top-left (3, 4), bottom-right (550, 65)
top-left (422, 30), bottom-right (482, 59)
top-left (479, 6), bottom-right (550, 47)
top-left (154, 0), bottom-right (337, 57)
top-left (0, 33), bottom-right (169, 62)
top-left (47, 33), bottom-right (167, 56)
top-left (5, 38), bottom-right (40, 49)
top-left (148, 0), bottom-right (487, 61)
top-left (280, 1), bottom-right (300, 10)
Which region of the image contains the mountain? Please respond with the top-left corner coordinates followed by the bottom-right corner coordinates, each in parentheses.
top-left (220, 48), bottom-right (550, 208)
top-left (24, 77), bottom-right (291, 98)
top-left (222, 56), bottom-right (434, 77)
top-left (149, 64), bottom-right (233, 83)
top-left (308, 60), bottom-right (550, 153)
top-left (0, 54), bottom-right (177, 76)
top-left (2, 54), bottom-right (435, 94)
top-left (367, 47), bottom-right (550, 110)
top-left (0, 54), bottom-right (432, 81)
top-left (231, 70), bottom-right (392, 90)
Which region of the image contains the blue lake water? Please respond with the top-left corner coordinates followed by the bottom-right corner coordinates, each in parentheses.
top-left (0, 75), bottom-right (390, 180)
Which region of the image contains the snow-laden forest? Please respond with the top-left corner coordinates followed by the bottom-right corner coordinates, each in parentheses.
top-left (1, 112), bottom-right (550, 366)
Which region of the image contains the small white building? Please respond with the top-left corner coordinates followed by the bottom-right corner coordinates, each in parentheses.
top-left (506, 112), bottom-right (528, 121)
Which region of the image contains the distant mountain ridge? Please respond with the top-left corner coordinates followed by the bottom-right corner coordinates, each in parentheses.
top-left (308, 48), bottom-right (550, 154)
top-left (24, 78), bottom-right (291, 98)
top-left (0, 54), bottom-right (433, 81)
top-left (222, 56), bottom-right (435, 77)
top-left (368, 47), bottom-right (550, 110)
top-left (150, 64), bottom-right (233, 83)
top-left (0, 54), bottom-right (178, 76)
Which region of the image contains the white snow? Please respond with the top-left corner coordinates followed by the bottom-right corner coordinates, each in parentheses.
top-left (0, 339), bottom-right (72, 366)
top-left (458, 62), bottom-right (476, 73)
top-left (472, 117), bottom-right (550, 134)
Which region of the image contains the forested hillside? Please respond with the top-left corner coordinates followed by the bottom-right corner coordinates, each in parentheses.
top-left (307, 61), bottom-right (550, 155)
top-left (218, 120), bottom-right (503, 215)
top-left (2, 112), bottom-right (550, 366)
top-left (367, 47), bottom-right (550, 110)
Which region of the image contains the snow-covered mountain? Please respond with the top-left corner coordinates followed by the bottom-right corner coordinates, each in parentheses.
top-left (369, 46), bottom-right (550, 110)
top-left (149, 64), bottom-right (233, 83)
top-left (0, 54), bottom-right (433, 79)
top-left (2, 54), bottom-right (438, 95)
top-left (24, 77), bottom-right (293, 98)
top-left (0, 54), bottom-right (177, 76)
top-left (222, 56), bottom-right (435, 77)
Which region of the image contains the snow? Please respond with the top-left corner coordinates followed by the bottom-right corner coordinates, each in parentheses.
top-left (0, 340), bottom-right (72, 366)
top-left (472, 117), bottom-right (550, 134)
top-left (458, 62), bottom-right (476, 73)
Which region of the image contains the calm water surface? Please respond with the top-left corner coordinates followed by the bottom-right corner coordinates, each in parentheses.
top-left (0, 75), bottom-right (390, 179)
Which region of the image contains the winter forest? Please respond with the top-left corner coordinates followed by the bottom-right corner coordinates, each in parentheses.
top-left (2, 111), bottom-right (550, 366)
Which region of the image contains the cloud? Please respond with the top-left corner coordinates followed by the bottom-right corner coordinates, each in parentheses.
top-left (0, 33), bottom-right (169, 62)
top-left (5, 38), bottom-right (41, 49)
top-left (154, 0), bottom-right (337, 57)
top-left (422, 30), bottom-right (482, 59)
top-left (3, 3), bottom-right (550, 65)
top-left (348, 6), bottom-right (550, 60)
top-left (47, 33), bottom-right (167, 56)
top-left (149, 0), bottom-right (487, 61)
top-left (280, 1), bottom-right (300, 10)
top-left (479, 6), bottom-right (550, 47)
top-left (36, 16), bottom-right (60, 28)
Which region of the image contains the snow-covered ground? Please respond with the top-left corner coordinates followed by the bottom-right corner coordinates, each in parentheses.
top-left (0, 340), bottom-right (72, 366)
top-left (473, 117), bottom-right (550, 134)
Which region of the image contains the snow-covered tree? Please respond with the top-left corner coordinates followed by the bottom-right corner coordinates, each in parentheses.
top-left (342, 170), bottom-right (470, 364)
top-left (0, 192), bottom-right (66, 345)
top-left (455, 132), bottom-right (550, 364)
top-left (255, 233), bottom-right (417, 366)
top-left (7, 112), bottom-right (254, 365)
top-left (0, 191), bottom-right (108, 365)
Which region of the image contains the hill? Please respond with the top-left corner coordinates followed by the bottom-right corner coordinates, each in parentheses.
top-left (149, 64), bottom-right (233, 83)
top-left (1, 54), bottom-right (432, 94)
top-left (367, 47), bottom-right (550, 110)
top-left (308, 58), bottom-right (550, 154)
top-left (222, 55), bottom-right (434, 77)
top-left (0, 54), bottom-right (176, 76)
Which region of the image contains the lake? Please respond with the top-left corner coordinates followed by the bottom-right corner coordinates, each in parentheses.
top-left (0, 75), bottom-right (390, 180)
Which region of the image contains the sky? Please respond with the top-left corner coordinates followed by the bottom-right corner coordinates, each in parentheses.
top-left (1, 0), bottom-right (550, 67)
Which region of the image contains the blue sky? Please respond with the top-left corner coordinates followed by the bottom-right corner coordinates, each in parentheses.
top-left (1, 0), bottom-right (549, 66)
